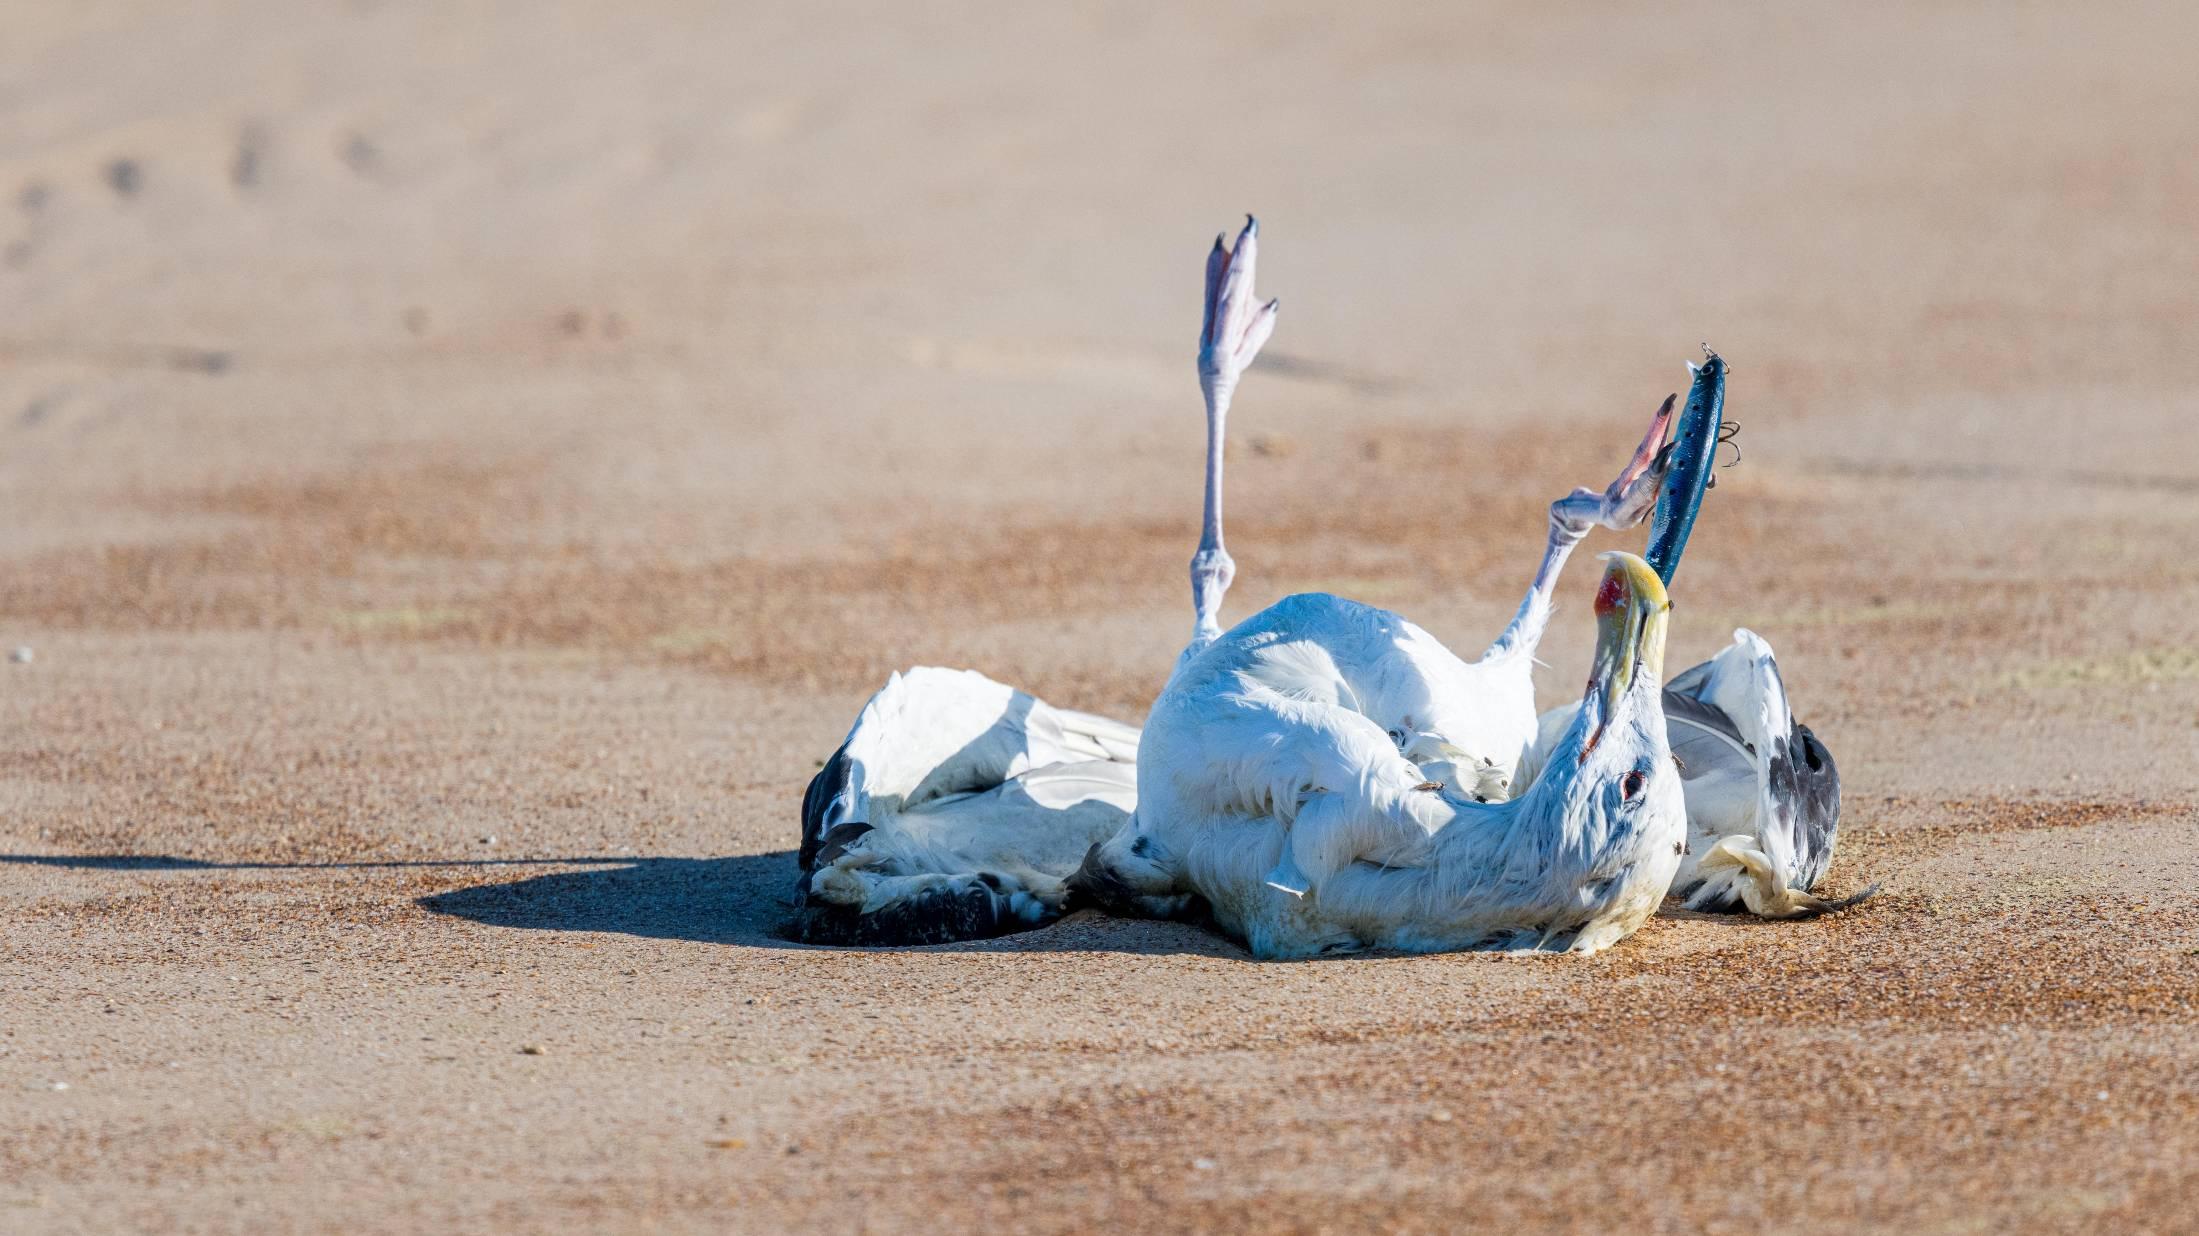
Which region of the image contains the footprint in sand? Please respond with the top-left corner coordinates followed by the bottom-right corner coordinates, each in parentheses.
top-left (338, 132), bottom-right (382, 179)
top-left (232, 123), bottom-right (269, 190)
top-left (18, 390), bottom-right (69, 428)
top-left (7, 181), bottom-right (52, 267)
top-left (554, 310), bottom-right (629, 342)
top-left (104, 158), bottom-right (142, 198)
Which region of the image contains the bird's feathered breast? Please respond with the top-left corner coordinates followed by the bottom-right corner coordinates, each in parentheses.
top-left (1194, 592), bottom-right (1538, 784)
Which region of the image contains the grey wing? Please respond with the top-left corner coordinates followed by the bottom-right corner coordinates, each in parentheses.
top-left (1663, 690), bottom-right (1762, 828)
top-left (1663, 632), bottom-right (1843, 909)
top-left (1776, 721), bottom-right (1841, 891)
top-left (799, 743), bottom-right (860, 870)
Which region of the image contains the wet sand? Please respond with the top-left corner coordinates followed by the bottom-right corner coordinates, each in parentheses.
top-left (4, 4), bottom-right (2197, 1232)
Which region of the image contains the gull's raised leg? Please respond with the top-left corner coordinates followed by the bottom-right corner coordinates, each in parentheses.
top-left (1481, 395), bottom-right (1677, 664)
top-left (1186, 216), bottom-right (1281, 654)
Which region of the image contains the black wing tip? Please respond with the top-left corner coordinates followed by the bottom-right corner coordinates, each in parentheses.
top-left (1672, 877), bottom-right (1747, 915)
top-left (797, 746), bottom-right (857, 869)
top-left (1788, 720), bottom-right (1842, 888)
top-left (1673, 875), bottom-right (1881, 918)
top-left (1816, 881), bottom-right (1882, 914)
top-left (783, 877), bottom-right (1041, 948)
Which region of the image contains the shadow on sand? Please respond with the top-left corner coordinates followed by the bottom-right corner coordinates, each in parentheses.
top-left (422, 852), bottom-right (798, 946)
top-left (1, 850), bottom-right (1238, 957)
top-left (416, 852), bottom-right (1240, 956)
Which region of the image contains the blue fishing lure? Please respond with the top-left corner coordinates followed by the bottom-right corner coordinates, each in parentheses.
top-left (1644, 348), bottom-right (1726, 585)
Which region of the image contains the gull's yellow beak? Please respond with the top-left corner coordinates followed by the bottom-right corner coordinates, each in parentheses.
top-left (1585, 551), bottom-right (1671, 751)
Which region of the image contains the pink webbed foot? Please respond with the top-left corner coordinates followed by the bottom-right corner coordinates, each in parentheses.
top-left (1552, 394), bottom-right (1679, 536)
top-left (1198, 216), bottom-right (1281, 409)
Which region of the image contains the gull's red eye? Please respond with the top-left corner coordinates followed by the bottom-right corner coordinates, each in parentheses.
top-left (1621, 769), bottom-right (1649, 801)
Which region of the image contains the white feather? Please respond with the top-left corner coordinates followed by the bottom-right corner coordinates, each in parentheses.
top-left (806, 668), bottom-right (1139, 916)
top-left (1102, 591), bottom-right (1686, 958)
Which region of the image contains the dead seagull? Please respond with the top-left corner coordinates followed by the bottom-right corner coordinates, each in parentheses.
top-left (1077, 550), bottom-right (1688, 956)
top-left (791, 220), bottom-right (1867, 950)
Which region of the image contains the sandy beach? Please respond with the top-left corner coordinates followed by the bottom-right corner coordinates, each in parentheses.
top-left (4, 3), bottom-right (2197, 1231)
